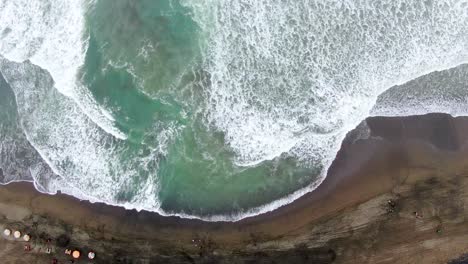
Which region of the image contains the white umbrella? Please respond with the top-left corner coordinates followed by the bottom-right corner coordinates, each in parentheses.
top-left (3, 229), bottom-right (11, 236)
top-left (13, 231), bottom-right (21, 239)
top-left (88, 251), bottom-right (96, 259)
top-left (23, 234), bottom-right (30, 242)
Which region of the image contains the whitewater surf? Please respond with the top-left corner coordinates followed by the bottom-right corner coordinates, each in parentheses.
top-left (0, 0), bottom-right (468, 221)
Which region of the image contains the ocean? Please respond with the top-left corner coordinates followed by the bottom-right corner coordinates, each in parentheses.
top-left (0, 0), bottom-right (467, 221)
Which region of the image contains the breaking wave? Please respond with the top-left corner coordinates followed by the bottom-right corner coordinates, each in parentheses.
top-left (0, 0), bottom-right (468, 221)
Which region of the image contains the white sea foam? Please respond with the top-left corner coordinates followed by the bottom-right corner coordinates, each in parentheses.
top-left (1, 0), bottom-right (468, 222)
top-left (0, 57), bottom-right (170, 213)
top-left (187, 0), bottom-right (468, 168)
top-left (0, 0), bottom-right (183, 217)
top-left (0, 0), bottom-right (126, 139)
top-left (174, 0), bottom-right (468, 220)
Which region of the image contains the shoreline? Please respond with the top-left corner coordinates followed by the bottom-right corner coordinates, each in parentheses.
top-left (2, 113), bottom-right (468, 263)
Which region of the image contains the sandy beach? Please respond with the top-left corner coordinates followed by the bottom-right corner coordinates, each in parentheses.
top-left (1, 113), bottom-right (468, 263)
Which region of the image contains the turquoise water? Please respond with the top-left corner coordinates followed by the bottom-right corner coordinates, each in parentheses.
top-left (1, 0), bottom-right (468, 220)
top-left (80, 0), bottom-right (319, 216)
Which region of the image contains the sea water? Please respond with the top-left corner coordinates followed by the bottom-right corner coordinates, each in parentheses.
top-left (0, 0), bottom-right (467, 221)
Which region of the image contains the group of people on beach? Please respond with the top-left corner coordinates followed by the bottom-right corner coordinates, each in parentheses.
top-left (2, 227), bottom-right (96, 263)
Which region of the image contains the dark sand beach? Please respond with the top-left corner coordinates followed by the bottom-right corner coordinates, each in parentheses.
top-left (2, 113), bottom-right (468, 263)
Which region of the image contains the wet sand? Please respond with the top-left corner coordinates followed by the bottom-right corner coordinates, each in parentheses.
top-left (1, 113), bottom-right (468, 263)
